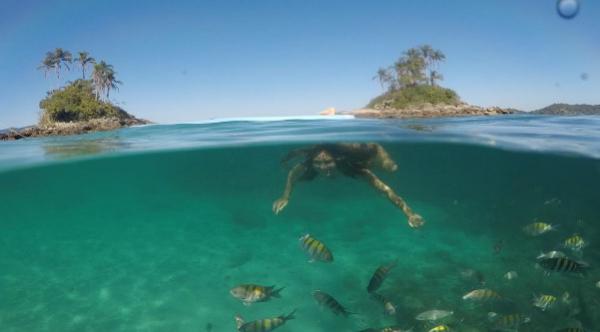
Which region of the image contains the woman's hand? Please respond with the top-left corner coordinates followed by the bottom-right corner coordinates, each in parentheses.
top-left (272, 197), bottom-right (289, 215)
top-left (408, 214), bottom-right (425, 228)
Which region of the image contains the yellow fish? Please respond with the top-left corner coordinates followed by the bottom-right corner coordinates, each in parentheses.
top-left (563, 234), bottom-right (586, 251)
top-left (235, 310), bottom-right (295, 332)
top-left (299, 234), bottom-right (333, 262)
top-left (522, 222), bottom-right (556, 236)
top-left (462, 289), bottom-right (502, 302)
top-left (230, 284), bottom-right (284, 305)
top-left (533, 294), bottom-right (557, 311)
top-left (428, 325), bottom-right (450, 332)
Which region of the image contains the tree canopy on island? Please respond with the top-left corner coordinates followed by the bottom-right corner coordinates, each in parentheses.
top-left (369, 45), bottom-right (459, 109)
top-left (36, 49), bottom-right (126, 125)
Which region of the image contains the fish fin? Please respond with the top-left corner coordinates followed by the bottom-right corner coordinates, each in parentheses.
top-left (270, 286), bottom-right (285, 298)
top-left (234, 315), bottom-right (245, 330)
top-left (308, 259), bottom-right (315, 263)
top-left (487, 312), bottom-right (498, 322)
top-left (282, 308), bottom-right (297, 321)
top-left (242, 301), bottom-right (252, 307)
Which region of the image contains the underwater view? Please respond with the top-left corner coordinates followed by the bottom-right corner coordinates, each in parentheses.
top-left (1, 117), bottom-right (599, 332)
top-left (1, 1), bottom-right (599, 331)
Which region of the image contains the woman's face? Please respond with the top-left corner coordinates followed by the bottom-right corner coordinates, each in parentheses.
top-left (312, 150), bottom-right (336, 176)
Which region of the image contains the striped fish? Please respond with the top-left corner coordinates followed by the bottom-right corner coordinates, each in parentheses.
top-left (462, 289), bottom-right (502, 302)
top-left (367, 260), bottom-right (398, 293)
top-left (370, 292), bottom-right (396, 316)
top-left (488, 313), bottom-right (530, 331)
top-left (359, 327), bottom-right (407, 332)
top-left (533, 294), bottom-right (557, 311)
top-left (299, 234), bottom-right (333, 262)
top-left (563, 234), bottom-right (586, 251)
top-left (428, 325), bottom-right (450, 332)
top-left (235, 310), bottom-right (295, 332)
top-left (230, 284), bottom-right (284, 305)
top-left (522, 222), bottom-right (556, 236)
top-left (313, 290), bottom-right (354, 317)
top-left (537, 257), bottom-right (589, 274)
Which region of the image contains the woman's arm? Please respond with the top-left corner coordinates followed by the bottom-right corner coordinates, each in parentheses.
top-left (272, 164), bottom-right (306, 215)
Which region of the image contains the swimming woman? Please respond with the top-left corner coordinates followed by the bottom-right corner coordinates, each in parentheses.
top-left (272, 143), bottom-right (425, 228)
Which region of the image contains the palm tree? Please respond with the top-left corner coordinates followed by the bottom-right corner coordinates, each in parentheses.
top-left (92, 61), bottom-right (122, 100)
top-left (372, 67), bottom-right (394, 92)
top-left (429, 70), bottom-right (443, 86)
top-left (37, 52), bottom-right (57, 79)
top-left (77, 52), bottom-right (95, 79)
top-left (52, 48), bottom-right (72, 80)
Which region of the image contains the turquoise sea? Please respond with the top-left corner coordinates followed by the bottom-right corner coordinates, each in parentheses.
top-left (0, 115), bottom-right (599, 332)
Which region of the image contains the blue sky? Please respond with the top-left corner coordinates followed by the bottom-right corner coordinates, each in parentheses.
top-left (0, 0), bottom-right (598, 127)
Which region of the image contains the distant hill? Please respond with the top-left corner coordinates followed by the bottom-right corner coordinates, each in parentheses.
top-left (532, 104), bottom-right (600, 115)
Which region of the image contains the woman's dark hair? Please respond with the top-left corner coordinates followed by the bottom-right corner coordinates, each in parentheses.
top-left (281, 143), bottom-right (377, 179)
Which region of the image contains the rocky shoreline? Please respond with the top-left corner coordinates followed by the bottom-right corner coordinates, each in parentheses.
top-left (351, 103), bottom-right (514, 119)
top-left (0, 117), bottom-right (151, 141)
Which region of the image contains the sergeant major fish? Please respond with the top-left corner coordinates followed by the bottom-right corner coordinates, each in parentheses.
top-left (230, 284), bottom-right (284, 305)
top-left (488, 312), bottom-right (531, 331)
top-left (359, 327), bottom-right (409, 332)
top-left (533, 294), bottom-right (557, 311)
top-left (523, 222), bottom-right (557, 236)
top-left (537, 256), bottom-right (589, 275)
top-left (367, 259), bottom-right (398, 293)
top-left (299, 234), bottom-right (333, 262)
top-left (563, 234), bottom-right (586, 251)
top-left (462, 289), bottom-right (503, 302)
top-left (234, 310), bottom-right (296, 332)
top-left (428, 325), bottom-right (450, 332)
top-left (313, 290), bottom-right (354, 317)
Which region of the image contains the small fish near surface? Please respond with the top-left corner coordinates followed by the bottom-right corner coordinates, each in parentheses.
top-left (488, 312), bottom-right (531, 331)
top-left (299, 234), bottom-right (333, 262)
top-left (537, 256), bottom-right (589, 275)
top-left (235, 310), bottom-right (296, 332)
top-left (462, 289), bottom-right (503, 302)
top-left (370, 292), bottom-right (397, 316)
top-left (523, 222), bottom-right (557, 236)
top-left (313, 290), bottom-right (354, 317)
top-left (504, 271), bottom-right (518, 280)
top-left (358, 327), bottom-right (408, 332)
top-left (563, 234), bottom-right (586, 251)
top-left (367, 259), bottom-right (398, 293)
top-left (415, 309), bottom-right (454, 322)
top-left (428, 325), bottom-right (450, 332)
top-left (533, 294), bottom-right (557, 311)
top-left (596, 280), bottom-right (600, 288)
top-left (537, 250), bottom-right (567, 260)
top-left (230, 284), bottom-right (284, 305)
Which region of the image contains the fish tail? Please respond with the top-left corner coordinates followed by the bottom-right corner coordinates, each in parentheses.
top-left (270, 286), bottom-right (285, 298)
top-left (550, 224), bottom-right (559, 231)
top-left (283, 309), bottom-right (297, 321)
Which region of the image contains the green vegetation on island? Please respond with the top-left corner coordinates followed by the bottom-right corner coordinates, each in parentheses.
top-left (354, 45), bottom-right (512, 118)
top-left (368, 45), bottom-right (459, 109)
top-left (1, 48), bottom-right (147, 140)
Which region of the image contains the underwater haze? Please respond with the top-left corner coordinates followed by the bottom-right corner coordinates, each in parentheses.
top-left (1, 116), bottom-right (600, 332)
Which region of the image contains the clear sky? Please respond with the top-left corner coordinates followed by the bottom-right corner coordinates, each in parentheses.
top-left (0, 0), bottom-right (598, 127)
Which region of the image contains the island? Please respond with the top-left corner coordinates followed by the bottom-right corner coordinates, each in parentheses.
top-left (351, 45), bottom-right (514, 119)
top-left (1, 48), bottom-right (149, 141)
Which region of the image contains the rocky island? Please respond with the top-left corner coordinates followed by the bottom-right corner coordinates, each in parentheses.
top-left (351, 45), bottom-right (514, 119)
top-left (1, 48), bottom-right (149, 141)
